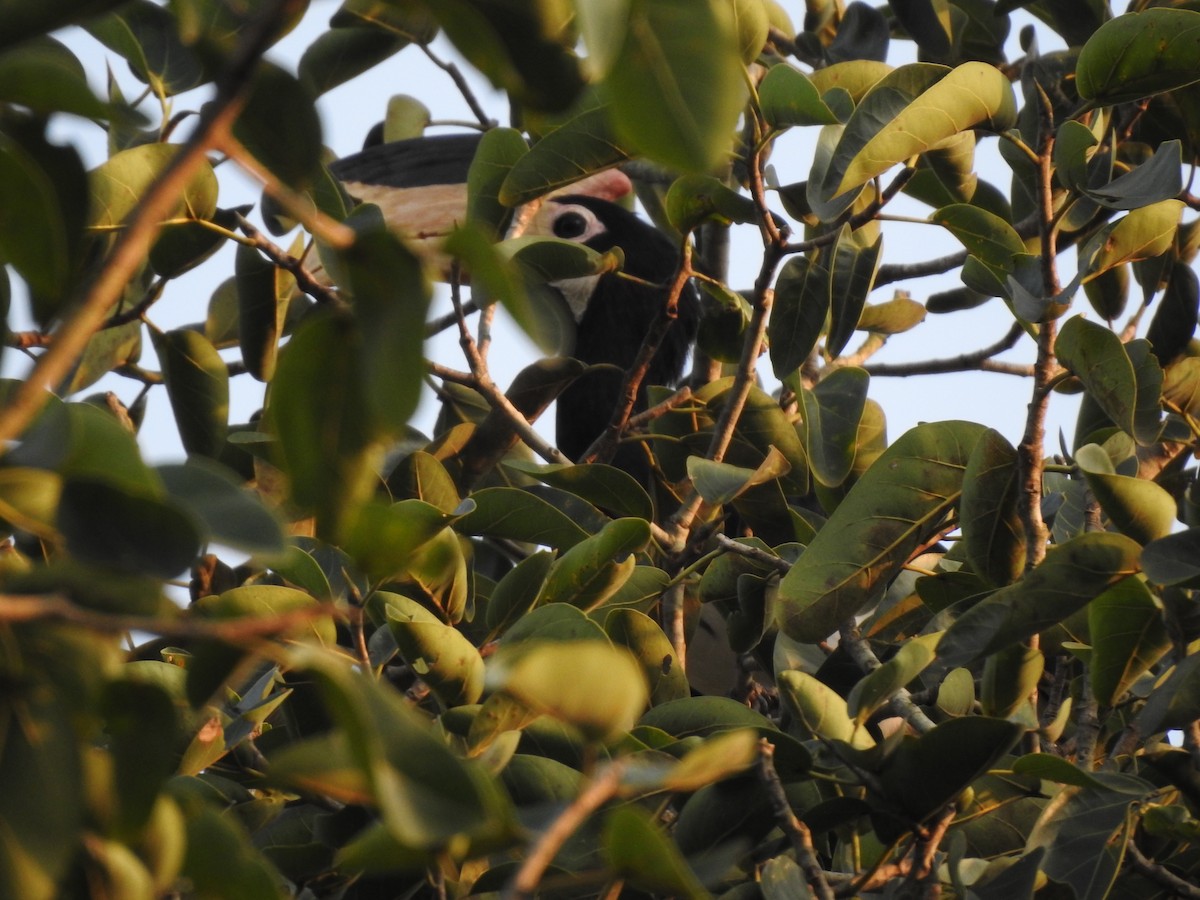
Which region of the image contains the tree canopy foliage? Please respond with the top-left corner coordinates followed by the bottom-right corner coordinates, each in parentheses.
top-left (3, 0), bottom-right (1200, 897)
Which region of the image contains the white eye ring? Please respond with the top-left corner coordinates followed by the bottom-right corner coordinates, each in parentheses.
top-left (545, 203), bottom-right (607, 244)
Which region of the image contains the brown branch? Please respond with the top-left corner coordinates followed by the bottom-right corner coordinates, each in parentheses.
top-left (864, 322), bottom-right (1026, 378)
top-left (784, 167), bottom-right (916, 256)
top-left (758, 739), bottom-right (836, 900)
top-left (0, 592), bottom-right (328, 644)
top-left (876, 249), bottom-right (969, 287)
top-left (416, 41), bottom-right (494, 130)
top-left (233, 213), bottom-right (346, 309)
top-left (0, 0), bottom-right (303, 445)
top-left (449, 274), bottom-right (568, 466)
top-left (838, 623), bottom-right (937, 734)
top-left (1126, 842), bottom-right (1200, 899)
top-left (715, 534), bottom-right (791, 573)
top-left (504, 763), bottom-right (624, 900)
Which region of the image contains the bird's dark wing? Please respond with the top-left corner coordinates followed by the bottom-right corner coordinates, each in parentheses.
top-left (329, 133), bottom-right (483, 189)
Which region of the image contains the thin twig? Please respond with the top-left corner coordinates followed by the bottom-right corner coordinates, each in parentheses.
top-left (417, 41), bottom-right (494, 129)
top-left (864, 322), bottom-right (1026, 378)
top-left (839, 623), bottom-right (937, 734)
top-left (233, 214), bottom-right (346, 309)
top-left (715, 534), bottom-right (791, 573)
top-left (758, 739), bottom-right (836, 900)
top-left (1125, 842), bottom-right (1200, 899)
top-left (504, 763), bottom-right (624, 900)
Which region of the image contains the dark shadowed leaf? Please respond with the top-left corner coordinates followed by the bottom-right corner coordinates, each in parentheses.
top-left (769, 253), bottom-right (829, 377)
top-left (231, 63), bottom-right (322, 188)
top-left (504, 460), bottom-right (653, 521)
top-left (86, 0), bottom-right (207, 96)
top-left (1056, 316), bottom-right (1163, 445)
top-left (457, 486), bottom-right (590, 549)
top-left (1084, 140), bottom-right (1183, 210)
top-left (57, 478), bottom-right (201, 579)
top-left (1088, 577), bottom-right (1171, 707)
top-left (776, 420), bottom-right (986, 642)
top-left (881, 717), bottom-right (1024, 823)
top-left (269, 313), bottom-right (381, 536)
top-left (960, 428), bottom-right (1025, 587)
top-left (1141, 528), bottom-right (1200, 587)
top-left (152, 328), bottom-right (229, 459)
top-left (801, 366), bottom-right (869, 488)
top-left (827, 227), bottom-right (882, 357)
top-left (158, 459), bottom-right (285, 560)
top-left (298, 26), bottom-right (408, 96)
top-left (604, 805), bottom-right (709, 900)
top-left (500, 105), bottom-right (630, 206)
top-left (937, 533), bottom-right (1142, 668)
top-left (235, 240), bottom-right (291, 383)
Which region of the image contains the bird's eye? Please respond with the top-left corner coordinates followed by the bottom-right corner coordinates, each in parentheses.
top-left (553, 211), bottom-right (590, 240)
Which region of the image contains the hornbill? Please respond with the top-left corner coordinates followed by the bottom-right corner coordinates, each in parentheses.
top-left (326, 134), bottom-right (701, 472)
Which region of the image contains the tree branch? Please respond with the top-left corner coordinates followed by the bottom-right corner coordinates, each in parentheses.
top-left (758, 739), bottom-right (835, 900)
top-left (863, 322), bottom-right (1027, 378)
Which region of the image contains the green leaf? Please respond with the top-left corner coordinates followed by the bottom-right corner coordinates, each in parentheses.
top-left (0, 467), bottom-right (61, 538)
top-left (158, 459), bottom-right (285, 560)
top-left (57, 478), bottom-right (201, 579)
top-left (338, 206), bottom-right (432, 434)
top-left (341, 499), bottom-right (459, 582)
top-left (605, 608), bottom-right (689, 705)
top-left (232, 63), bottom-right (322, 188)
top-left (604, 805), bottom-right (710, 900)
top-left (268, 313), bottom-right (382, 537)
top-left (758, 64), bottom-right (841, 129)
top-left (665, 174), bottom-right (758, 233)
top-left (776, 420), bottom-right (986, 643)
top-left (456, 486), bottom-right (590, 550)
top-left (151, 328), bottom-right (229, 459)
top-left (1138, 652), bottom-right (1200, 734)
top-left (827, 226), bottom-right (882, 357)
top-left (660, 729), bottom-right (764, 792)
top-left (936, 667), bottom-right (975, 717)
top-left (855, 293), bottom-right (926, 333)
top-left (538, 517), bottom-right (650, 610)
top-left (1141, 528), bottom-right (1200, 587)
top-left (1084, 140), bottom-right (1183, 210)
top-left (1012, 753), bottom-right (1117, 792)
top-left (960, 428), bottom-right (1025, 587)
top-left (638, 695), bottom-right (775, 738)
top-left (1081, 470), bottom-right (1177, 544)
top-left (297, 26), bottom-right (408, 96)
top-left (90, 142), bottom-right (218, 230)
top-left (931, 203), bottom-right (1024, 283)
top-left (67, 318), bottom-right (142, 395)
top-left (499, 105), bottom-right (630, 206)
top-left (0, 132), bottom-right (86, 306)
top-left (235, 241), bottom-right (291, 383)
top-left (0, 0), bottom-right (129, 51)
top-left (86, 0), bottom-right (206, 96)
top-left (384, 594), bottom-right (485, 707)
top-left (1053, 120), bottom-right (1099, 193)
top-left (0, 36), bottom-right (136, 121)
top-left (488, 641), bottom-right (648, 741)
top-left (687, 448), bottom-right (791, 506)
top-left (769, 253), bottom-right (829, 377)
top-left (0, 687), bottom-right (84, 900)
top-left (828, 62), bottom-right (1016, 199)
top-left (1056, 316), bottom-right (1163, 445)
top-left (1076, 8), bottom-right (1200, 105)
top-left (776, 669), bottom-right (874, 748)
top-left (937, 533), bottom-right (1142, 668)
top-left (881, 717), bottom-right (1024, 822)
top-left (431, 0), bottom-right (584, 112)
top-left (846, 632), bottom-right (941, 725)
top-left (503, 602), bottom-right (610, 645)
top-left (601, 0), bottom-right (747, 173)
top-left (466, 127), bottom-right (527, 239)
top-left (503, 460), bottom-right (653, 522)
top-left (1027, 773), bottom-right (1150, 900)
top-left (801, 366), bottom-right (869, 489)
top-left (981, 642), bottom-right (1042, 719)
top-left (486, 550), bottom-right (555, 634)
top-left (1088, 577), bottom-right (1171, 707)
top-left (1082, 199), bottom-right (1184, 283)
top-left (762, 856), bottom-right (815, 900)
